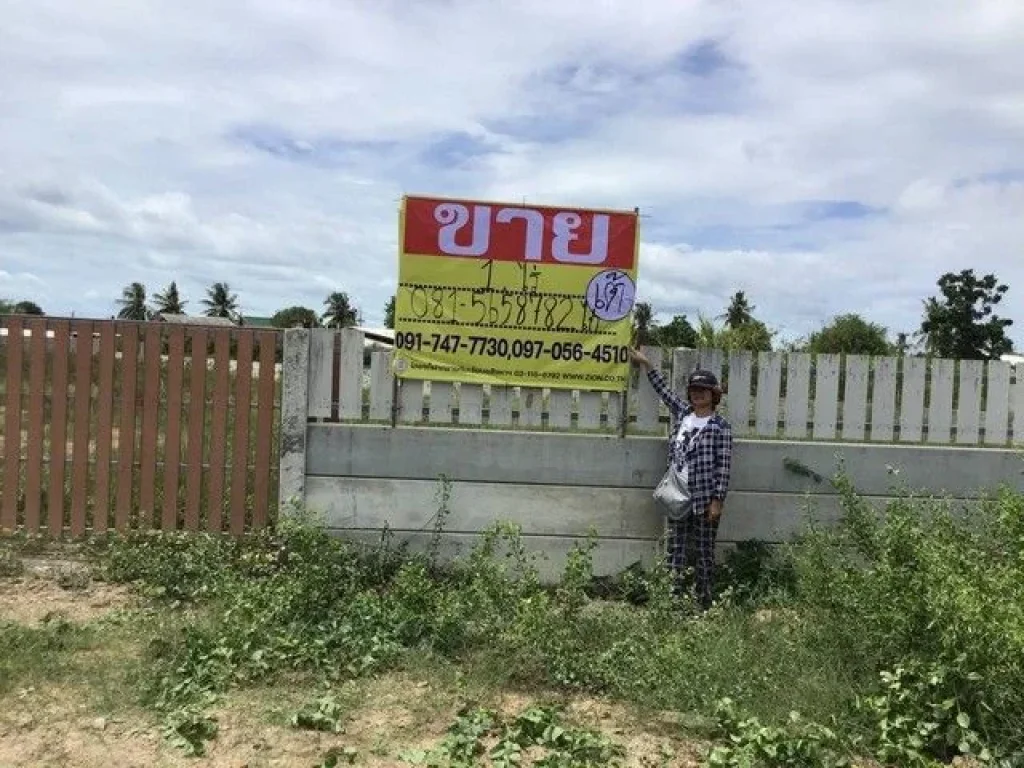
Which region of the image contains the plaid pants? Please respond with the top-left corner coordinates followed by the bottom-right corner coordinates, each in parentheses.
top-left (666, 512), bottom-right (720, 609)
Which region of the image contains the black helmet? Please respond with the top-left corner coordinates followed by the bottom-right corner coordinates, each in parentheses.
top-left (687, 369), bottom-right (720, 391)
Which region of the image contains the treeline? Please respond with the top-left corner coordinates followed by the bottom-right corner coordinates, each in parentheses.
top-left (1, 268), bottom-right (1014, 361)
top-left (632, 269), bottom-right (1014, 361)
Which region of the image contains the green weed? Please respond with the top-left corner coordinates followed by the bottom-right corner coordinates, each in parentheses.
top-left (90, 468), bottom-right (1024, 764)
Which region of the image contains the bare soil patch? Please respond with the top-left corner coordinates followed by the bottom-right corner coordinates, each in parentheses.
top-left (0, 569), bottom-right (707, 767)
top-left (0, 570), bottom-right (134, 626)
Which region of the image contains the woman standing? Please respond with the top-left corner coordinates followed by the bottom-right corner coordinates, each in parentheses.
top-left (629, 349), bottom-right (733, 610)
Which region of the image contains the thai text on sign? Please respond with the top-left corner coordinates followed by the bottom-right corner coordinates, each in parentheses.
top-left (393, 195), bottom-right (640, 391)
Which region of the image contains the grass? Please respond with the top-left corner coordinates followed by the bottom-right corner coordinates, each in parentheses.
top-left (2, 468), bottom-right (1023, 766)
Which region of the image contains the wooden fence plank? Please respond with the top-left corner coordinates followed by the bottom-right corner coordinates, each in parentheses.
top-left (724, 350), bottom-right (752, 436)
top-left (161, 325), bottom-right (185, 531)
top-left (184, 328), bottom-right (207, 531)
top-left (252, 331), bottom-right (278, 530)
top-left (1, 317), bottom-right (24, 531)
top-left (755, 352), bottom-right (782, 436)
top-left (956, 359), bottom-right (983, 444)
top-left (229, 331), bottom-right (255, 535)
top-left (811, 354), bottom-right (840, 440)
top-left (114, 324), bottom-right (138, 531)
top-left (92, 323), bottom-right (116, 533)
top-left (137, 324), bottom-right (162, 527)
top-left (398, 381), bottom-right (424, 424)
top-left (671, 349), bottom-right (698, 397)
top-left (899, 356), bottom-right (927, 442)
top-left (519, 387), bottom-right (543, 427)
top-left (607, 391), bottom-right (624, 434)
top-left (23, 318), bottom-right (48, 533)
top-left (927, 358), bottom-right (954, 444)
top-left (70, 320), bottom-right (94, 536)
top-left (458, 384), bottom-right (483, 426)
top-left (984, 360), bottom-right (1011, 446)
top-left (840, 355), bottom-right (868, 440)
top-left (784, 352), bottom-right (811, 438)
top-left (47, 321), bottom-right (70, 536)
top-left (368, 349), bottom-right (394, 421)
top-left (634, 346), bottom-right (663, 432)
top-left (429, 382), bottom-right (453, 423)
top-left (488, 385), bottom-right (512, 426)
top-left (698, 348), bottom-right (725, 385)
top-left (548, 390), bottom-right (573, 429)
top-left (577, 391), bottom-right (602, 430)
top-left (307, 329), bottom-right (333, 419)
top-left (205, 329), bottom-right (231, 533)
top-left (870, 357), bottom-right (897, 442)
top-left (337, 329), bottom-right (364, 420)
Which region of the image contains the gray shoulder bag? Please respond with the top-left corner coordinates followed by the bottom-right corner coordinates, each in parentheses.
top-left (653, 420), bottom-right (694, 520)
top-left (653, 462), bottom-right (692, 520)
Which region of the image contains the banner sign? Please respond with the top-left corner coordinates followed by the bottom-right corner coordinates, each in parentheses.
top-left (393, 194), bottom-right (640, 391)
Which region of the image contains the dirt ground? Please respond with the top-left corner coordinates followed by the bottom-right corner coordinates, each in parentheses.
top-left (0, 562), bottom-right (707, 768)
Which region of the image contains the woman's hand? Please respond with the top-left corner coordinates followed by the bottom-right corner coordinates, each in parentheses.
top-left (707, 499), bottom-right (723, 523)
top-left (628, 347), bottom-right (651, 369)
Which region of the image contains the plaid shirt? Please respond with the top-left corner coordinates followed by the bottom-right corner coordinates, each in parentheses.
top-left (647, 368), bottom-right (733, 514)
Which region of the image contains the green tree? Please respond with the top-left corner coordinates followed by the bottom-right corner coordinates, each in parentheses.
top-left (0, 299), bottom-right (43, 315)
top-left (804, 313), bottom-right (894, 356)
top-left (652, 314), bottom-right (698, 348)
top-left (152, 281), bottom-right (187, 315)
top-left (696, 314), bottom-right (774, 352)
top-left (632, 301), bottom-right (655, 346)
top-left (322, 291), bottom-right (358, 329)
top-left (13, 300), bottom-right (43, 315)
top-left (201, 282), bottom-right (240, 322)
top-left (384, 296), bottom-right (395, 329)
top-left (116, 282), bottom-right (150, 320)
top-left (270, 306), bottom-right (320, 329)
top-left (722, 290), bottom-right (755, 329)
top-left (919, 269), bottom-right (1013, 359)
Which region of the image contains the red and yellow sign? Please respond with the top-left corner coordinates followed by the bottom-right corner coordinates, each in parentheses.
top-left (394, 194), bottom-right (640, 391)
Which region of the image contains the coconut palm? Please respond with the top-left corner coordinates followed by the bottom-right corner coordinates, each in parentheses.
top-left (152, 281), bottom-right (187, 315)
top-left (322, 291), bottom-right (358, 329)
top-left (632, 301), bottom-right (654, 346)
top-left (201, 282), bottom-right (239, 321)
top-left (722, 291), bottom-right (755, 329)
top-left (117, 282), bottom-right (150, 320)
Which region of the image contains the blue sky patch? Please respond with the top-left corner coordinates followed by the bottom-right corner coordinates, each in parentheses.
top-left (418, 132), bottom-right (494, 168)
top-left (801, 200), bottom-right (885, 221)
top-left (673, 39), bottom-right (734, 77)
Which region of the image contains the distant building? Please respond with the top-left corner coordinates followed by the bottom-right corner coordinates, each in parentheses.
top-left (154, 313), bottom-right (237, 327)
top-left (242, 315), bottom-right (276, 328)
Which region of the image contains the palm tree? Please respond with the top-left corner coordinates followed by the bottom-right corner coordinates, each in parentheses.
top-left (201, 282), bottom-right (239, 321)
top-left (152, 281), bottom-right (187, 315)
top-left (722, 291), bottom-right (755, 329)
top-left (632, 301), bottom-right (654, 346)
top-left (322, 291), bottom-right (358, 329)
top-left (117, 282), bottom-right (150, 320)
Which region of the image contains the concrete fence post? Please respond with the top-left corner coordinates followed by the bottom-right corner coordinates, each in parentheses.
top-left (278, 327), bottom-right (311, 514)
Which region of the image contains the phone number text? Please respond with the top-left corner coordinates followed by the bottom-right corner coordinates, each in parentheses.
top-left (395, 332), bottom-right (630, 364)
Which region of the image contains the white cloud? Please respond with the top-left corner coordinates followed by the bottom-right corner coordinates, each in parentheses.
top-left (1, 0), bottom-right (1024, 343)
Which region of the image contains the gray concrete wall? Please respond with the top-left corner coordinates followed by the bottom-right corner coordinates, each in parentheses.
top-left (301, 423), bottom-right (1024, 580)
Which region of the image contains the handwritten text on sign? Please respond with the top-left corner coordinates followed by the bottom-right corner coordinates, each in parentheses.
top-left (394, 195), bottom-right (640, 391)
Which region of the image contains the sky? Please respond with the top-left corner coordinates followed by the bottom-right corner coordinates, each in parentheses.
top-left (2, 0), bottom-right (1024, 346)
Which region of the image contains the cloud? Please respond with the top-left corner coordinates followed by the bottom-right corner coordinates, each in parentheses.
top-left (1, 0), bottom-right (1023, 343)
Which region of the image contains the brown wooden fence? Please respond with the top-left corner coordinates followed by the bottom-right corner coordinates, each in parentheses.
top-left (0, 316), bottom-right (281, 537)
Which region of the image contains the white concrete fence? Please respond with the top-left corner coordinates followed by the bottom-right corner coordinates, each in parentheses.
top-left (279, 328), bottom-right (1024, 578)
